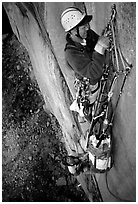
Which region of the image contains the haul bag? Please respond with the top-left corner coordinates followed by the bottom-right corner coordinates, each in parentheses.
top-left (87, 134), bottom-right (113, 173)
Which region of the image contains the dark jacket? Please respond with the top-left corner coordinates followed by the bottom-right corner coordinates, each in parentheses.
top-left (65, 29), bottom-right (105, 85)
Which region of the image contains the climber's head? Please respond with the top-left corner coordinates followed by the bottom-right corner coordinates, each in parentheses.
top-left (61, 7), bottom-right (92, 39)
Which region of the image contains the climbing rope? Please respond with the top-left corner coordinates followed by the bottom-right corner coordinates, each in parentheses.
top-left (103, 5), bottom-right (133, 202)
top-left (105, 171), bottom-right (133, 202)
top-left (103, 4), bottom-right (132, 130)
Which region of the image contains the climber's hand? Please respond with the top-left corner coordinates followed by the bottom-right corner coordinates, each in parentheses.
top-left (98, 36), bottom-right (110, 49)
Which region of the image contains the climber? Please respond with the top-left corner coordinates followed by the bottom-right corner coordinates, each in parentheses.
top-left (61, 7), bottom-right (110, 121)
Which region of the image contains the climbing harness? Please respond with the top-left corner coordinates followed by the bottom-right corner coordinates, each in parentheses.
top-left (70, 77), bottom-right (100, 120)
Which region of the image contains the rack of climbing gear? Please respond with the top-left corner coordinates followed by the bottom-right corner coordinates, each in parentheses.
top-left (70, 76), bottom-right (100, 121)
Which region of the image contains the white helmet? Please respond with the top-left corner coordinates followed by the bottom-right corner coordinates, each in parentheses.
top-left (61, 7), bottom-right (87, 32)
